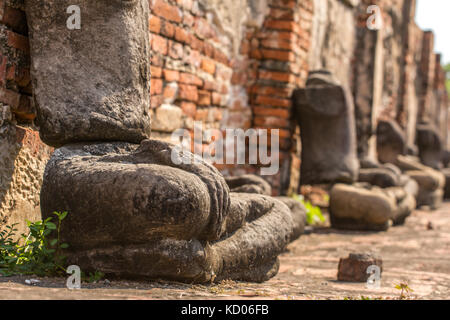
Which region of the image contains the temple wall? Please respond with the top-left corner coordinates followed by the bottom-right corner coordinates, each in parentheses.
top-left (0, 0), bottom-right (32, 122)
top-left (0, 0), bottom-right (448, 223)
top-left (312, 0), bottom-right (448, 163)
top-left (0, 108), bottom-right (52, 238)
top-left (148, 0), bottom-right (313, 195)
top-left (309, 0), bottom-right (358, 89)
top-left (0, 0), bottom-right (52, 237)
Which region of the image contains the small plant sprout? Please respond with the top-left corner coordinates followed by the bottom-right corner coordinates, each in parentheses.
top-left (291, 194), bottom-right (326, 226)
top-left (82, 270), bottom-right (105, 284)
top-left (395, 281), bottom-right (414, 299)
top-left (0, 211), bottom-right (70, 277)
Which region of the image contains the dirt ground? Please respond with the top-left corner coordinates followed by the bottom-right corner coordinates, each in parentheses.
top-left (1, 202), bottom-right (449, 300)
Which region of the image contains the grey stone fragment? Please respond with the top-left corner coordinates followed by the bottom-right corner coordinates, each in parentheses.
top-left (151, 104), bottom-right (183, 133)
top-left (41, 140), bottom-right (230, 245)
top-left (225, 174), bottom-right (306, 240)
top-left (275, 197), bottom-right (307, 241)
top-left (358, 168), bottom-right (399, 188)
top-left (25, 0), bottom-right (152, 146)
top-left (64, 193), bottom-right (296, 283)
top-left (383, 187), bottom-right (416, 226)
top-left (443, 168), bottom-right (450, 199)
top-left (383, 163), bottom-right (403, 177)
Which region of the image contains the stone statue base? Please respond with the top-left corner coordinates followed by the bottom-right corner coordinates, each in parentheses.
top-left (41, 141), bottom-right (303, 283)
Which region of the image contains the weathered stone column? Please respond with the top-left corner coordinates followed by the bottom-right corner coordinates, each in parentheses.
top-left (353, 7), bottom-right (384, 163)
top-left (26, 0), bottom-right (151, 146)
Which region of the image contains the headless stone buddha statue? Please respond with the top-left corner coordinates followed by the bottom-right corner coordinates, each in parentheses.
top-left (293, 70), bottom-right (359, 186)
top-left (293, 71), bottom-right (416, 231)
top-left (377, 120), bottom-right (445, 209)
top-left (416, 124), bottom-right (443, 170)
top-left (25, 0), bottom-right (303, 282)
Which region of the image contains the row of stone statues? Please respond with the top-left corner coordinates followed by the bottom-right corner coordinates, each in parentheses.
top-left (294, 70), bottom-right (446, 232)
top-left (23, 0), bottom-right (447, 283)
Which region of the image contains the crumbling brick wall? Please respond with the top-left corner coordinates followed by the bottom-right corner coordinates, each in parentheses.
top-left (309, 0), bottom-right (358, 89)
top-left (149, 0), bottom-right (313, 195)
top-left (226, 0), bottom-right (313, 194)
top-left (325, 0), bottom-right (449, 163)
top-left (433, 54), bottom-right (449, 146)
top-left (0, 0), bottom-right (33, 121)
top-left (0, 0), bottom-right (52, 237)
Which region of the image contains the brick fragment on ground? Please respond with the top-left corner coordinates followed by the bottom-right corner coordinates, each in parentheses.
top-left (337, 253), bottom-right (383, 282)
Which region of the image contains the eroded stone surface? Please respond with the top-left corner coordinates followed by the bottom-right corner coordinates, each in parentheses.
top-left (225, 174), bottom-right (306, 242)
top-left (225, 174), bottom-right (272, 196)
top-left (443, 168), bottom-right (450, 199)
top-left (275, 197), bottom-right (307, 242)
top-left (41, 140), bottom-right (301, 283)
top-left (0, 106), bottom-right (53, 238)
top-left (309, 0), bottom-right (356, 89)
top-left (25, 0), bottom-right (152, 146)
top-left (356, 163), bottom-right (417, 225)
top-left (358, 168), bottom-right (399, 188)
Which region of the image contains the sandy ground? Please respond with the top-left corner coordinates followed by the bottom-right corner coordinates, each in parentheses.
top-left (1, 202), bottom-right (449, 300)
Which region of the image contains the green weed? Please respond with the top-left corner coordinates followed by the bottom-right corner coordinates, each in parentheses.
top-left (0, 211), bottom-right (69, 277)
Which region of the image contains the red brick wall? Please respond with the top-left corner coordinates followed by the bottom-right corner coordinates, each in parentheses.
top-left (0, 0), bottom-right (33, 122)
top-left (223, 0), bottom-right (313, 194)
top-left (0, 1), bottom-right (52, 233)
top-left (149, 0), bottom-right (313, 195)
top-left (149, 0), bottom-right (230, 129)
